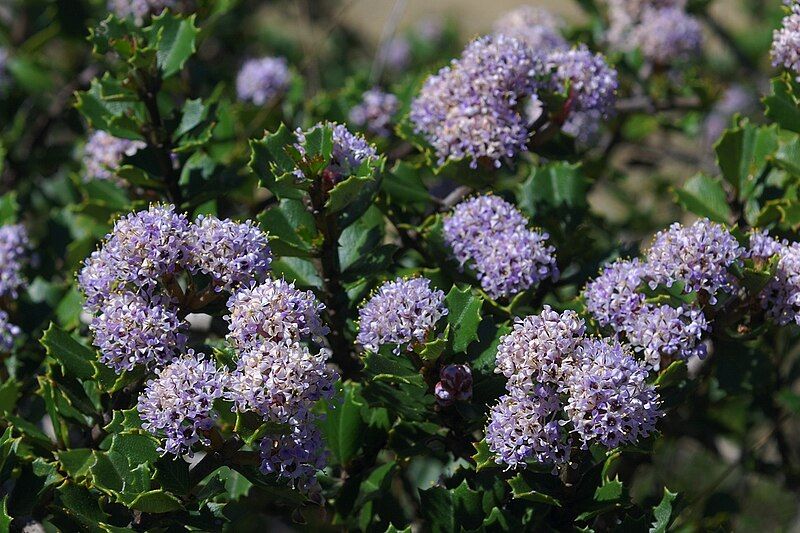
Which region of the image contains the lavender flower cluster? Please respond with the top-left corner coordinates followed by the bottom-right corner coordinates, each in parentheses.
top-left (772, 3), bottom-right (800, 80)
top-left (348, 89), bottom-right (399, 137)
top-left (493, 6), bottom-right (567, 53)
top-left (486, 307), bottom-right (661, 469)
top-left (79, 204), bottom-right (272, 371)
top-left (0, 224), bottom-right (28, 351)
top-left (606, 0), bottom-right (703, 65)
top-left (584, 218), bottom-right (743, 369)
top-left (236, 56), bottom-right (290, 105)
top-left (748, 231), bottom-right (800, 326)
top-left (82, 131), bottom-right (145, 182)
top-left (294, 122), bottom-right (376, 183)
top-left (443, 195), bottom-right (558, 299)
top-left (357, 277), bottom-right (448, 354)
top-left (409, 30), bottom-right (617, 167)
top-left (108, 0), bottom-right (176, 25)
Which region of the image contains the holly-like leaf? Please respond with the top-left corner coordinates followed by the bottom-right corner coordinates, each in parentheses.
top-left (40, 323), bottom-right (96, 380)
top-left (519, 162), bottom-right (589, 213)
top-left (258, 199), bottom-right (318, 258)
top-left (146, 13), bottom-right (199, 78)
top-left (318, 382), bottom-right (366, 466)
top-left (764, 75), bottom-right (800, 134)
top-left (650, 488), bottom-right (678, 533)
top-left (714, 121), bottom-right (777, 199)
top-left (674, 174), bottom-right (731, 223)
top-left (445, 286), bottom-right (483, 353)
top-left (508, 474), bottom-right (561, 506)
top-left (129, 490), bottom-right (183, 513)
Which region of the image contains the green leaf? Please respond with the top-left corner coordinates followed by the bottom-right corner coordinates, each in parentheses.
top-left (655, 360), bottom-right (688, 388)
top-left (765, 76), bottom-right (800, 133)
top-left (0, 379), bottom-right (20, 414)
top-left (0, 496), bottom-right (11, 532)
top-left (715, 121), bottom-right (777, 198)
top-left (249, 125), bottom-right (305, 199)
top-left (56, 449), bottom-right (95, 480)
top-left (154, 457), bottom-right (189, 495)
top-left (594, 478), bottom-right (624, 502)
top-left (445, 286), bottom-right (483, 352)
top-left (40, 323), bottom-right (95, 380)
top-left (109, 433), bottom-right (160, 466)
top-left (57, 483), bottom-right (108, 524)
top-left (319, 382), bottom-right (366, 466)
top-left (520, 162), bottom-right (589, 213)
top-left (355, 461), bottom-right (396, 509)
top-left (508, 474), bottom-right (561, 506)
top-left (258, 199), bottom-right (318, 257)
top-left (146, 13), bottom-right (199, 77)
top-left (0, 192), bottom-right (18, 225)
top-left (674, 174), bottom-right (731, 223)
top-left (383, 161), bottom-right (430, 207)
top-left (650, 488), bottom-right (678, 533)
top-left (129, 490), bottom-right (183, 513)
top-left (472, 440), bottom-right (498, 472)
top-left (176, 98), bottom-right (209, 137)
top-left (419, 486), bottom-right (454, 533)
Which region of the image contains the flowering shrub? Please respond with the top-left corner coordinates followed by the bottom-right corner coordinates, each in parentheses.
top-left (1, 0), bottom-right (799, 530)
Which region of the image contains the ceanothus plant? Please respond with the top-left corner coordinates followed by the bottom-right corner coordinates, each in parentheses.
top-left (0, 0), bottom-right (799, 531)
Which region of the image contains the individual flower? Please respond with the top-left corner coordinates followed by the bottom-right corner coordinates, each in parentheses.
top-left (584, 258), bottom-right (647, 329)
top-left (623, 304), bottom-right (708, 369)
top-left (563, 338), bottom-right (662, 448)
top-left (493, 6), bottom-right (567, 53)
top-left (760, 242), bottom-right (800, 326)
top-left (90, 291), bottom-right (188, 373)
top-left (356, 277), bottom-right (448, 354)
top-left (82, 131), bottom-right (145, 182)
top-left (236, 56), bottom-right (291, 105)
top-left (0, 310), bottom-right (20, 352)
top-left (435, 364), bottom-right (473, 406)
top-left (348, 88), bottom-right (400, 137)
top-left (138, 351), bottom-right (226, 456)
top-left (226, 278), bottom-right (328, 349)
top-left (630, 7), bottom-right (703, 64)
top-left (485, 388), bottom-right (571, 469)
top-left (772, 3), bottom-right (800, 80)
top-left (0, 224), bottom-right (28, 299)
top-left (544, 45), bottom-right (618, 118)
top-left (494, 306), bottom-right (585, 392)
top-left (108, 0), bottom-right (176, 25)
top-left (187, 215), bottom-right (272, 292)
top-left (226, 340), bottom-right (336, 422)
top-left (294, 122), bottom-right (376, 182)
top-left (409, 34), bottom-right (540, 168)
top-left (443, 195), bottom-right (558, 299)
top-left (646, 218), bottom-right (744, 301)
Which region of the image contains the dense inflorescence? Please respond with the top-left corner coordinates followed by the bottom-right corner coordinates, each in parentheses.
top-left (544, 45), bottom-right (618, 118)
top-left (486, 306), bottom-right (662, 469)
top-left (138, 351), bottom-right (227, 455)
top-left (749, 232), bottom-right (800, 326)
top-left (493, 6), bottom-right (567, 53)
top-left (348, 88), bottom-right (400, 137)
top-left (82, 131), bottom-right (145, 182)
top-left (409, 35), bottom-right (539, 168)
top-left (236, 56), bottom-right (291, 105)
top-left (0, 310), bottom-right (20, 352)
top-left (294, 122), bottom-right (377, 182)
top-left (0, 224), bottom-right (29, 299)
top-left (772, 3), bottom-right (800, 80)
top-left (357, 277), bottom-right (448, 354)
top-left (630, 7), bottom-right (703, 64)
top-left (225, 278), bottom-right (328, 349)
top-left (108, 0), bottom-right (176, 25)
top-left (443, 195), bottom-right (558, 299)
top-left (435, 364), bottom-right (474, 406)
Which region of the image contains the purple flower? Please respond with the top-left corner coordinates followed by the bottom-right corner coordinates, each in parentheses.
top-left (748, 229), bottom-right (786, 260)
top-left (187, 215), bottom-right (272, 292)
top-left (443, 195), bottom-right (558, 299)
top-left (485, 388), bottom-right (571, 469)
top-left (78, 248), bottom-right (118, 311)
top-left (0, 310), bottom-right (20, 352)
top-left (108, 0), bottom-right (176, 25)
top-left (382, 38), bottom-right (411, 72)
top-left (226, 340), bottom-right (336, 422)
top-left (90, 291), bottom-right (188, 373)
top-left (357, 277), bottom-right (448, 354)
top-left (544, 45), bottom-right (618, 118)
top-left (584, 258), bottom-right (647, 329)
top-left (495, 306), bottom-right (585, 392)
top-left (631, 7), bottom-right (703, 64)
top-left (138, 350), bottom-right (227, 456)
top-left (761, 242), bottom-right (800, 326)
top-left (260, 421), bottom-right (327, 493)
top-left (493, 6), bottom-right (567, 53)
top-left (409, 34), bottom-right (540, 168)
top-left (772, 4), bottom-right (800, 80)
top-left (92, 204), bottom-right (191, 290)
top-left (349, 89), bottom-right (399, 137)
top-left (0, 224), bottom-right (28, 299)
top-left (83, 131), bottom-right (145, 182)
top-left (236, 57), bottom-right (290, 105)
top-left (294, 122), bottom-right (376, 182)
top-left (563, 338), bottom-right (662, 449)
top-left (623, 304), bottom-right (708, 370)
top-left (435, 364), bottom-right (473, 406)
top-left (226, 278), bottom-right (328, 349)
top-left (646, 218), bottom-right (744, 302)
